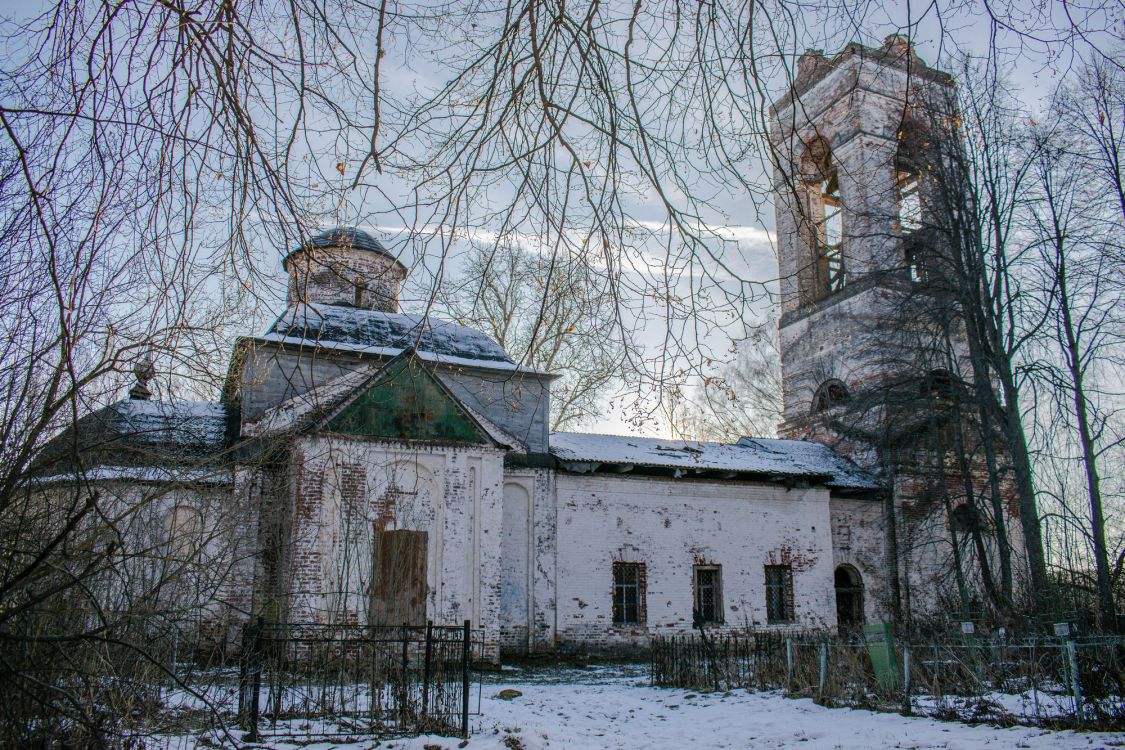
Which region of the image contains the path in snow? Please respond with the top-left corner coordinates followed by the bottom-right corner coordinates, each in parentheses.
top-left (385, 664), bottom-right (1120, 750)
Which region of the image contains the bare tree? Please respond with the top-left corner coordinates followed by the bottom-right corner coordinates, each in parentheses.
top-left (669, 316), bottom-right (782, 442)
top-left (1, 0), bottom-right (1122, 741)
top-left (1024, 63), bottom-right (1125, 629)
top-left (440, 244), bottom-right (628, 430)
top-left (917, 61), bottom-right (1056, 613)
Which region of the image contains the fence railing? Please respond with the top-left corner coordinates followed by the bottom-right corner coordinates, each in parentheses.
top-left (651, 630), bottom-right (1125, 729)
top-left (238, 619), bottom-right (476, 741)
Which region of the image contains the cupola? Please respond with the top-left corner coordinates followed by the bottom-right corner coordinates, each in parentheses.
top-left (284, 227), bottom-right (407, 312)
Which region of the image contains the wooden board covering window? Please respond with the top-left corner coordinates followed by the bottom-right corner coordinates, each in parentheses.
top-left (369, 529), bottom-right (428, 626)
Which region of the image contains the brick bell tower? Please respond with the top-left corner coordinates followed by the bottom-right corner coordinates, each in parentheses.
top-left (769, 37), bottom-right (1023, 621)
top-left (771, 35), bottom-right (957, 449)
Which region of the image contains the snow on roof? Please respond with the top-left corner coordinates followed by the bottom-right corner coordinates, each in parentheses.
top-left (31, 399), bottom-right (236, 477)
top-left (548, 432), bottom-right (880, 490)
top-left (109, 400), bottom-right (234, 448)
top-left (734, 437), bottom-right (881, 490)
top-left (259, 304), bottom-right (551, 374)
top-left (459, 402), bottom-right (526, 453)
top-left (31, 465), bottom-right (232, 486)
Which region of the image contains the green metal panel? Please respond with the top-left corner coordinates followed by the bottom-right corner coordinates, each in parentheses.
top-left (863, 621), bottom-right (901, 691)
top-left (325, 358), bottom-right (486, 443)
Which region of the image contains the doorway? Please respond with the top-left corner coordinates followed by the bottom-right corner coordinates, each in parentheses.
top-left (369, 529), bottom-right (428, 626)
top-left (834, 565), bottom-right (864, 634)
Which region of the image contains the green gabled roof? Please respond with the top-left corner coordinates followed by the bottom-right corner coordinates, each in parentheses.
top-left (323, 355), bottom-right (487, 444)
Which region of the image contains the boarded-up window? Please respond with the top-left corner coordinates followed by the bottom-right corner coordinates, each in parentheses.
top-left (612, 562), bottom-right (645, 625)
top-left (693, 565), bottom-right (723, 624)
top-left (765, 564), bottom-right (794, 624)
top-left (369, 529), bottom-right (428, 626)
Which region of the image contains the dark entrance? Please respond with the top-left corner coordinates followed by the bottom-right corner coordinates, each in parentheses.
top-left (834, 565), bottom-right (864, 634)
top-left (370, 529), bottom-right (428, 626)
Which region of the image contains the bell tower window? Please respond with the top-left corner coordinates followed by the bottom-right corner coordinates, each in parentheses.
top-left (896, 168), bottom-right (922, 234)
top-left (896, 119), bottom-right (930, 282)
top-left (819, 171), bottom-right (845, 295)
top-left (799, 137), bottom-right (847, 303)
top-left (812, 379), bottom-right (850, 413)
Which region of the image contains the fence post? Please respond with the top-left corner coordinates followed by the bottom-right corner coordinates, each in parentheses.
top-left (785, 637), bottom-right (793, 691)
top-left (817, 641), bottom-right (827, 698)
top-left (902, 642), bottom-right (912, 715)
top-left (461, 619), bottom-right (471, 738)
top-left (422, 620), bottom-right (434, 719)
top-left (238, 623), bottom-right (249, 726)
top-left (242, 617), bottom-right (262, 742)
top-left (399, 623), bottom-right (410, 726)
top-left (1066, 639), bottom-right (1084, 723)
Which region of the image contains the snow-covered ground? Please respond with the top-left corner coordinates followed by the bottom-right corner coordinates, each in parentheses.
top-left (162, 664), bottom-right (1123, 750)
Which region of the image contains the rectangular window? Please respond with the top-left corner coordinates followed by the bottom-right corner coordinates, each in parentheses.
top-left (613, 562), bottom-right (645, 625)
top-left (765, 564), bottom-right (794, 624)
top-left (693, 565), bottom-right (723, 624)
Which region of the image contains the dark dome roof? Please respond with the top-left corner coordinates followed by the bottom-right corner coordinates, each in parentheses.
top-left (286, 226), bottom-right (401, 265)
top-left (265, 304), bottom-right (515, 366)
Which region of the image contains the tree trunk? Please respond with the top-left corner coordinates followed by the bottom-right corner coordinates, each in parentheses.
top-left (1055, 253), bottom-right (1117, 631)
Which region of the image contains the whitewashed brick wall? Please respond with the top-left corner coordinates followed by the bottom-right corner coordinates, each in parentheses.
top-left (552, 473), bottom-right (838, 652)
top-left (285, 435), bottom-right (505, 661)
top-left (499, 467), bottom-right (557, 656)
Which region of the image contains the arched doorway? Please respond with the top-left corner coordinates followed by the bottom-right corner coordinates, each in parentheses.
top-left (834, 565), bottom-right (864, 634)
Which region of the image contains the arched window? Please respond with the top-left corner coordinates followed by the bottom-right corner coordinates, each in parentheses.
top-left (949, 503), bottom-right (975, 534)
top-left (923, 368), bottom-right (956, 401)
top-left (896, 165), bottom-right (922, 234)
top-left (921, 369), bottom-right (958, 448)
top-left (834, 565), bottom-right (864, 631)
top-left (812, 379), bottom-right (850, 413)
top-left (895, 119), bottom-right (929, 232)
top-left (896, 119), bottom-right (930, 281)
top-left (800, 136), bottom-right (846, 301)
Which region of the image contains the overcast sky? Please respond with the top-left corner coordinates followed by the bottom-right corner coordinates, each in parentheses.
top-left (2, 0), bottom-right (1116, 436)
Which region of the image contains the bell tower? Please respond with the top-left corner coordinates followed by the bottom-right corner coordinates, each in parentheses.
top-left (770, 36), bottom-right (956, 453)
top-left (768, 38), bottom-right (1022, 622)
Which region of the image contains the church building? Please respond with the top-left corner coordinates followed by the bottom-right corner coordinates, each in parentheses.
top-left (32, 37), bottom-right (1014, 661)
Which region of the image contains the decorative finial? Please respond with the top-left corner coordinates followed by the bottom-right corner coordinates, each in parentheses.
top-left (129, 356), bottom-right (155, 400)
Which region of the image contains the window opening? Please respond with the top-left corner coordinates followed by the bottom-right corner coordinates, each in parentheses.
top-left (950, 504), bottom-right (975, 534)
top-left (926, 369), bottom-right (955, 400)
top-left (834, 565), bottom-right (864, 632)
top-left (819, 172), bottom-right (846, 294)
top-left (693, 565), bottom-right (723, 625)
top-left (765, 564), bottom-right (794, 624)
top-left (905, 241), bottom-right (928, 283)
top-left (613, 562), bottom-right (644, 625)
top-left (896, 169), bottom-right (922, 233)
top-left (812, 379), bottom-right (850, 413)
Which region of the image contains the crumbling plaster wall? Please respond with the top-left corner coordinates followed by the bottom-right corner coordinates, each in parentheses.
top-left (830, 496), bottom-right (890, 624)
top-left (281, 434), bottom-right (506, 661)
top-left (499, 467), bottom-right (556, 656)
top-left (552, 473), bottom-right (838, 653)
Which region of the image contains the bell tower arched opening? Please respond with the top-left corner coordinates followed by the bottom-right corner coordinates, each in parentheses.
top-left (797, 135), bottom-right (846, 303)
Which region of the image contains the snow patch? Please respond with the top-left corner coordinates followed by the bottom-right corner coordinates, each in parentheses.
top-left (549, 432), bottom-right (880, 489)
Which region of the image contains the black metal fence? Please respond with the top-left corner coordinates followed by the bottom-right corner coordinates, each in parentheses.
top-left (238, 619), bottom-right (476, 741)
top-left (651, 630), bottom-right (1125, 729)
